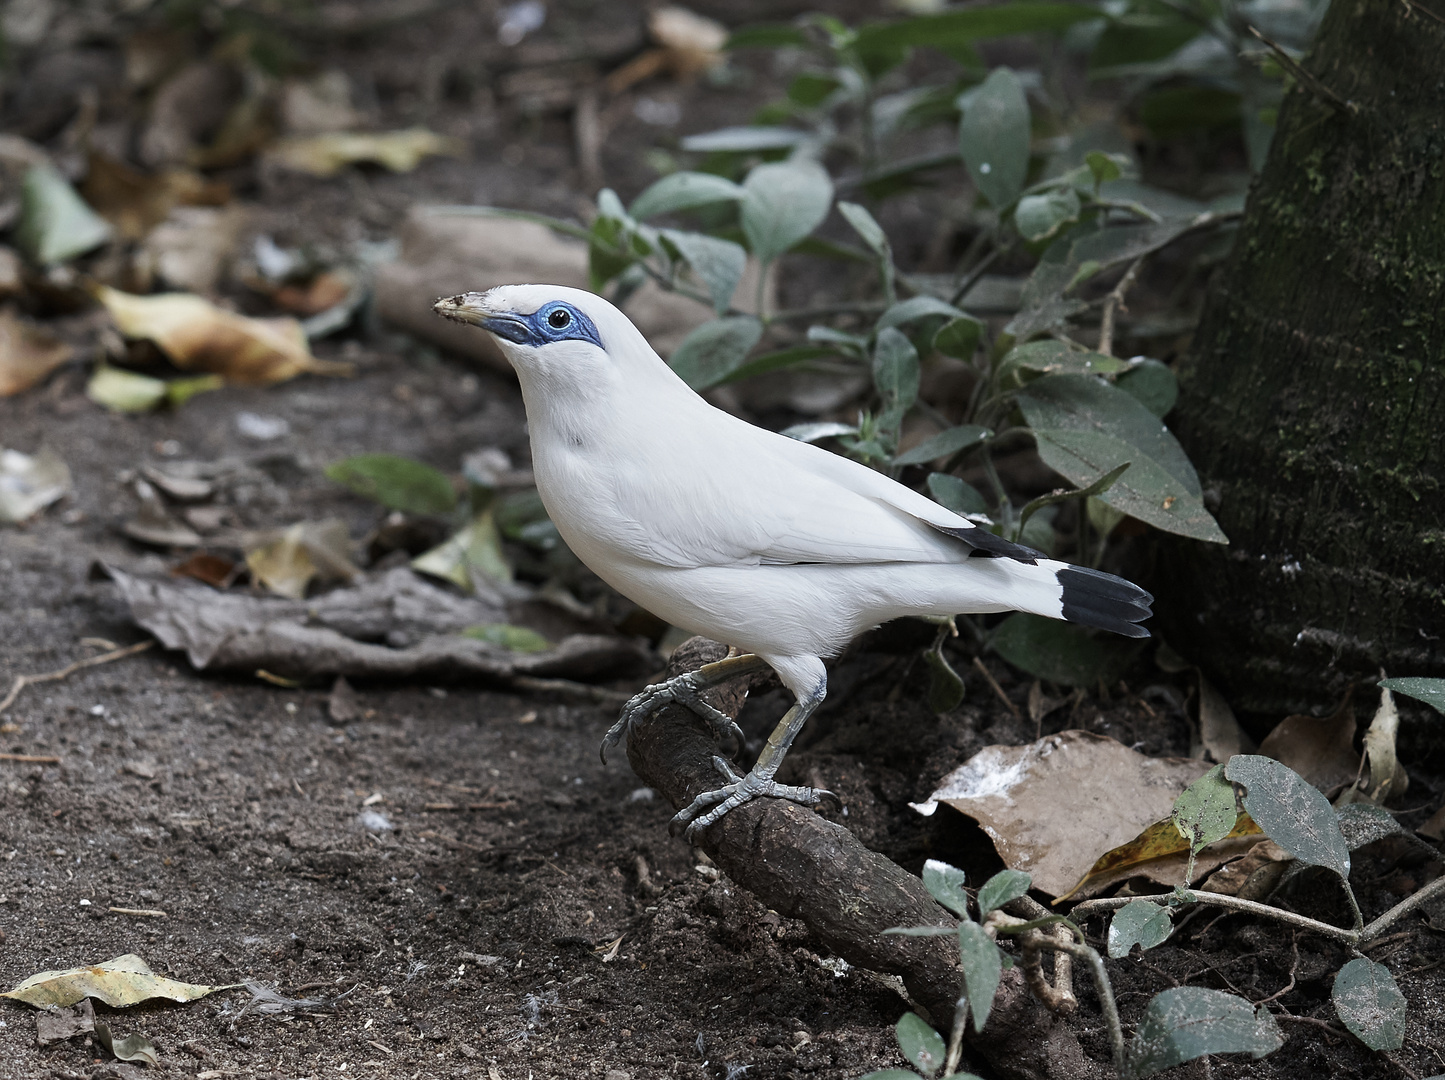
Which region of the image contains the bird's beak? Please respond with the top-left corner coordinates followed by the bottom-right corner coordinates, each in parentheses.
top-left (432, 293), bottom-right (530, 343)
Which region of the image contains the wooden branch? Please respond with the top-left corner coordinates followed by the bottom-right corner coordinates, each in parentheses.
top-left (625, 637), bottom-right (1106, 1080)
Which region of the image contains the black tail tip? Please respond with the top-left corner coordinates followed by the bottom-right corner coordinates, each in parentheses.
top-left (1057, 565), bottom-right (1153, 638)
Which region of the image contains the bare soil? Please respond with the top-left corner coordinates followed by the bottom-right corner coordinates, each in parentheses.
top-left (2, 4), bottom-right (1443, 1080)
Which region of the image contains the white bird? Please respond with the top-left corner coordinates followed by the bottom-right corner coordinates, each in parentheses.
top-left (435, 284), bottom-right (1151, 837)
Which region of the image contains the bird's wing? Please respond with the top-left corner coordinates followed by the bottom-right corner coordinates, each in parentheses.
top-left (606, 410), bottom-right (1035, 569)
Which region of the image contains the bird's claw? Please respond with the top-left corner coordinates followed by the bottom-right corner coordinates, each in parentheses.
top-left (600, 673), bottom-right (745, 763)
top-left (669, 762), bottom-right (837, 841)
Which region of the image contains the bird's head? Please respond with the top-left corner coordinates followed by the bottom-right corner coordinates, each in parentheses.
top-left (433, 284), bottom-right (656, 382)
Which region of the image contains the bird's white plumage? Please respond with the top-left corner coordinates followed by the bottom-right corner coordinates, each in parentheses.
top-left (459, 284), bottom-right (1072, 698)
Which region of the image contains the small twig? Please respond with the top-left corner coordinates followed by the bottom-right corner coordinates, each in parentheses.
top-left (1254, 934), bottom-right (1299, 1005)
top-left (108, 907), bottom-right (167, 917)
top-left (949, 245), bottom-right (1003, 307)
top-left (1247, 26), bottom-right (1358, 113)
top-left (0, 640), bottom-right (154, 715)
top-left (1402, 0), bottom-right (1445, 24)
top-left (0, 753), bottom-right (61, 764)
top-left (507, 674), bottom-right (630, 705)
top-left (1098, 256), bottom-right (1145, 358)
top-left (972, 656), bottom-right (1023, 721)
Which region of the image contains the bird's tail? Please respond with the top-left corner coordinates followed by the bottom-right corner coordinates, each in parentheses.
top-left (1048, 561), bottom-right (1153, 638)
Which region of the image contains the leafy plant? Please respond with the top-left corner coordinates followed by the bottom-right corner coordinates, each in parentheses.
top-left (862, 753), bottom-right (1443, 1078)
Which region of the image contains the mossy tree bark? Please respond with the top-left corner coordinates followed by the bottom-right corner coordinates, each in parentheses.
top-left (1156, 0), bottom-right (1445, 715)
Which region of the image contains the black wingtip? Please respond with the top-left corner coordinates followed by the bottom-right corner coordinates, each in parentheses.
top-left (931, 523), bottom-right (1044, 565)
top-left (1058, 565), bottom-right (1153, 638)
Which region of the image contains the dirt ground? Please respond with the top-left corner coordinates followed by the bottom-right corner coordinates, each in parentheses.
top-left (3, 3), bottom-right (1444, 1079)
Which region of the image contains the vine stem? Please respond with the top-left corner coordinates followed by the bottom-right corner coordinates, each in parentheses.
top-left (1069, 872), bottom-right (1445, 946)
top-left (1097, 255), bottom-right (1145, 357)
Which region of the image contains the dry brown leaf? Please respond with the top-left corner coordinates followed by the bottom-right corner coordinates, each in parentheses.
top-left (1360, 682), bottom-right (1408, 802)
top-left (1257, 689), bottom-right (1359, 793)
top-left (607, 6), bottom-right (727, 93)
top-left (95, 285), bottom-right (352, 386)
top-left (270, 270), bottom-right (354, 316)
top-left (1197, 671), bottom-right (1251, 761)
top-left (914, 730), bottom-right (1214, 898)
top-left (1198, 839), bottom-right (1293, 900)
top-left (1, 953), bottom-right (236, 1008)
top-left (1058, 812), bottom-right (1263, 901)
top-left (81, 152), bottom-right (230, 242)
top-left (264, 128), bottom-right (463, 178)
top-left (246, 519), bottom-right (359, 599)
top-left (279, 70), bottom-right (362, 135)
top-left (0, 309), bottom-right (72, 396)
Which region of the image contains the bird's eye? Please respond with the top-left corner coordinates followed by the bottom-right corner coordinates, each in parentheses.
top-left (547, 307), bottom-right (572, 330)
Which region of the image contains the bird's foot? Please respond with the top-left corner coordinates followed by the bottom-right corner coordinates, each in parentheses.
top-left (600, 672), bottom-right (746, 763)
top-left (669, 756), bottom-right (838, 841)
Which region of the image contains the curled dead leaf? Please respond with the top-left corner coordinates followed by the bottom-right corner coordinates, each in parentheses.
top-left (1, 953), bottom-right (236, 1008)
top-left (245, 519), bottom-right (359, 599)
top-left (264, 128), bottom-right (464, 178)
top-left (1058, 812), bottom-right (1263, 901)
top-left (94, 285), bottom-right (352, 386)
top-left (0, 308), bottom-right (73, 397)
top-left (81, 151), bottom-right (230, 242)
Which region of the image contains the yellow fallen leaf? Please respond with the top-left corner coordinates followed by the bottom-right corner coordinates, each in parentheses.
top-left (246, 519), bottom-right (359, 599)
top-left (1057, 811), bottom-right (1263, 901)
top-left (95, 286), bottom-right (352, 386)
top-left (265, 128), bottom-right (464, 178)
top-left (0, 309), bottom-right (73, 397)
top-left (1, 953), bottom-right (237, 1008)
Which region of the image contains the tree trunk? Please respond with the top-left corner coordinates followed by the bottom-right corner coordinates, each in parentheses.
top-left (1156, 0), bottom-right (1445, 717)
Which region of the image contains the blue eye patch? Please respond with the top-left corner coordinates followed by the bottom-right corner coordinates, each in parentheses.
top-left (481, 301), bottom-right (602, 349)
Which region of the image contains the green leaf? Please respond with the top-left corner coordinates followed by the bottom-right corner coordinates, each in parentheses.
top-left (662, 230), bottom-right (746, 314)
top-left (872, 327), bottom-right (920, 433)
top-left (1015, 374), bottom-right (1227, 543)
top-left (837, 200), bottom-right (890, 260)
top-left (957, 920), bottom-right (1002, 1032)
top-left (1172, 764), bottom-right (1237, 855)
top-left (933, 316), bottom-right (983, 360)
top-left (721, 344), bottom-right (836, 385)
top-left (895, 1011), bottom-right (946, 1076)
top-left (1015, 188), bottom-right (1081, 242)
top-left (927, 473), bottom-right (990, 517)
top-left (1224, 755), bottom-right (1351, 879)
top-left (741, 160), bottom-right (834, 265)
top-left (975, 869), bottom-right (1030, 916)
top-left (1107, 899), bottom-right (1173, 958)
top-left (788, 71), bottom-right (844, 107)
top-left (922, 859), bottom-right (970, 918)
top-left (996, 342), bottom-right (1127, 387)
top-left (878, 296), bottom-right (967, 332)
top-left (630, 172), bottom-right (745, 221)
top-left (682, 126), bottom-right (808, 153)
top-left (1332, 958), bottom-right (1406, 1051)
top-left (726, 24), bottom-right (809, 50)
top-left (412, 509), bottom-right (512, 589)
top-left (17, 165), bottom-right (113, 265)
top-left (86, 365), bottom-right (167, 412)
top-left (859, 1071), bottom-right (926, 1080)
top-left (990, 612), bottom-right (1140, 687)
top-left (1124, 988), bottom-right (1282, 1078)
top-left (1379, 677), bottom-right (1445, 715)
top-left (958, 68), bottom-right (1030, 209)
top-left (1335, 803), bottom-right (1406, 851)
top-left (165, 374), bottom-right (224, 407)
top-left (668, 316), bottom-right (764, 391)
top-left (924, 644), bottom-right (966, 713)
top-left (461, 623), bottom-right (550, 653)
top-left (325, 454), bottom-right (457, 516)
top-left (1085, 150), bottom-right (1124, 186)
top-left (1116, 358), bottom-right (1179, 417)
top-left (856, 3), bottom-right (1101, 52)
top-left (895, 425), bottom-right (992, 467)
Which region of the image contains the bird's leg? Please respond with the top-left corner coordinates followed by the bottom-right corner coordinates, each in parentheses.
top-left (669, 688), bottom-right (835, 840)
top-left (601, 652), bottom-right (770, 763)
